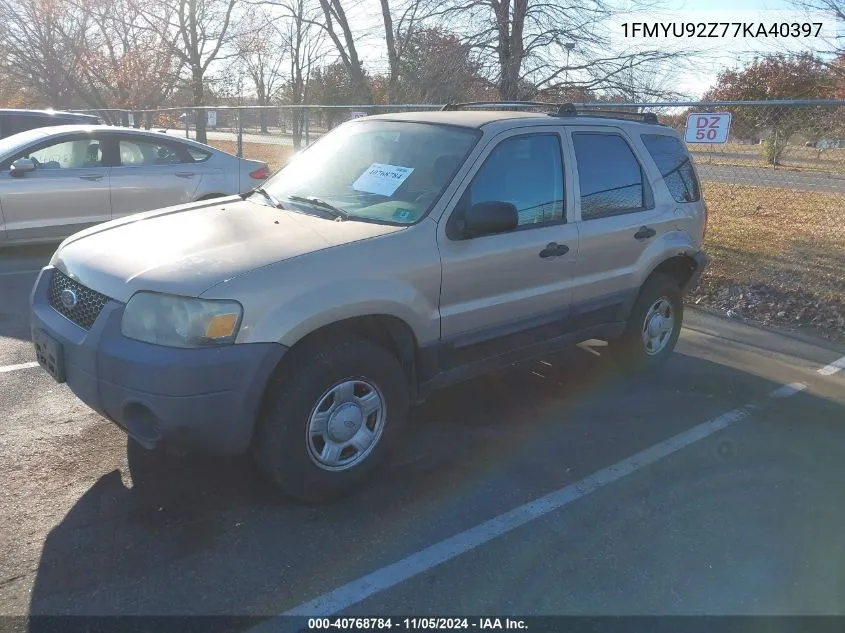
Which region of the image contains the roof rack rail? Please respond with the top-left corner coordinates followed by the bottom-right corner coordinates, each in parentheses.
top-left (440, 101), bottom-right (558, 111)
top-left (554, 103), bottom-right (660, 124)
top-left (438, 100), bottom-right (661, 124)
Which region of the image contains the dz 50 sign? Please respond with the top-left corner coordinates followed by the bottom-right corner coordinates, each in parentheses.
top-left (684, 112), bottom-right (732, 144)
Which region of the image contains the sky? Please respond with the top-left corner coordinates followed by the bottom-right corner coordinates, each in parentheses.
top-left (341, 0), bottom-right (836, 102)
top-left (642, 0), bottom-right (835, 97)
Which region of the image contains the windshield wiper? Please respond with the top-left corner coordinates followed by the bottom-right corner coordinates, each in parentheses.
top-left (287, 195), bottom-right (349, 221)
top-left (249, 186), bottom-right (284, 209)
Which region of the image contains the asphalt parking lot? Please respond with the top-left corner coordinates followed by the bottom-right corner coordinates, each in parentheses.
top-left (1, 244), bottom-right (845, 624)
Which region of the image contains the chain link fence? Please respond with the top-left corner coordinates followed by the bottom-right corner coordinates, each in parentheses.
top-left (74, 100), bottom-right (845, 337)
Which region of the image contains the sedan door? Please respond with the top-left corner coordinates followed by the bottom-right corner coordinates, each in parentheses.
top-left (108, 134), bottom-right (203, 219)
top-left (0, 133), bottom-right (111, 242)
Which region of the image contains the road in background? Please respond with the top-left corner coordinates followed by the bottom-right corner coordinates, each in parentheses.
top-left (697, 163), bottom-right (845, 193)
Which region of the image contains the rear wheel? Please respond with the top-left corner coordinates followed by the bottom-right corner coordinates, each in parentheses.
top-left (610, 273), bottom-right (682, 370)
top-left (252, 338), bottom-right (409, 503)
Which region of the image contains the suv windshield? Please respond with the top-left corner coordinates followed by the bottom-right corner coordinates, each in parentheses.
top-left (262, 120), bottom-right (480, 225)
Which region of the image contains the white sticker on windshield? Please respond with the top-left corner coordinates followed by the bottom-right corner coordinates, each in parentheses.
top-left (352, 163), bottom-right (414, 197)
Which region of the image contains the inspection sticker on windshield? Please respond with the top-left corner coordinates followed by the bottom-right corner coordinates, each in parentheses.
top-left (353, 163), bottom-right (414, 196)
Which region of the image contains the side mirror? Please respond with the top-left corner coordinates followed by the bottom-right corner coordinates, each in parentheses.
top-left (10, 158), bottom-right (36, 176)
top-left (462, 201), bottom-right (518, 238)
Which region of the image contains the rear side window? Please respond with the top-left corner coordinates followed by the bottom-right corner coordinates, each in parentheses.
top-left (572, 133), bottom-right (645, 220)
top-left (641, 134), bottom-right (700, 203)
top-left (118, 138), bottom-right (189, 166)
top-left (186, 147), bottom-right (212, 162)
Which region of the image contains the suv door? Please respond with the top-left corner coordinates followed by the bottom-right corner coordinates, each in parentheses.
top-left (0, 133), bottom-right (112, 242)
top-left (437, 128), bottom-right (578, 366)
top-left (564, 126), bottom-right (675, 327)
top-left (108, 134), bottom-right (203, 218)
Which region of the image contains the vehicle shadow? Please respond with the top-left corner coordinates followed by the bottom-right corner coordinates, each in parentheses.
top-left (26, 344), bottom-right (834, 620)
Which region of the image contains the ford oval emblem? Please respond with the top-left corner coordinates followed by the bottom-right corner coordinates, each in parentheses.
top-left (60, 288), bottom-right (78, 309)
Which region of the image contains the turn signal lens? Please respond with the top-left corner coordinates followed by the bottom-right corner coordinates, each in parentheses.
top-left (205, 313), bottom-right (239, 339)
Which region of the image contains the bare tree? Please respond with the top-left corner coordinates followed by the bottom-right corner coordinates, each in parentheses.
top-left (436, 0), bottom-right (687, 101)
top-left (132, 0), bottom-right (240, 142)
top-left (68, 0), bottom-right (182, 121)
top-left (787, 0), bottom-right (845, 84)
top-left (393, 27), bottom-right (487, 103)
top-left (279, 0), bottom-right (326, 147)
top-left (380, 0), bottom-right (440, 101)
top-left (236, 8), bottom-right (287, 132)
top-left (0, 0), bottom-right (87, 108)
top-left (315, 0), bottom-right (371, 103)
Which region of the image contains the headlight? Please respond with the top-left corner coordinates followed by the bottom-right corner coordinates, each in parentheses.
top-left (121, 292), bottom-right (243, 348)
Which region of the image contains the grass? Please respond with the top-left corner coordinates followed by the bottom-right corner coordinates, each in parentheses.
top-left (208, 140), bottom-right (295, 172)
top-left (692, 181), bottom-right (845, 338)
top-left (700, 182), bottom-right (845, 300)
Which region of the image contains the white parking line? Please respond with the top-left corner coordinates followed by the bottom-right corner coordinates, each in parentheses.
top-left (252, 382), bottom-right (806, 629)
top-left (818, 354), bottom-right (845, 377)
top-left (0, 361), bottom-right (39, 373)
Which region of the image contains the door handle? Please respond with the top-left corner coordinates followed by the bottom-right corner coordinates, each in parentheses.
top-left (634, 226), bottom-right (656, 240)
top-left (539, 242), bottom-right (570, 258)
top-left (175, 171), bottom-right (196, 178)
top-left (79, 174), bottom-right (103, 181)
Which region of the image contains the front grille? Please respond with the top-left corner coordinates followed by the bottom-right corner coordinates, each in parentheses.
top-left (48, 270), bottom-right (110, 330)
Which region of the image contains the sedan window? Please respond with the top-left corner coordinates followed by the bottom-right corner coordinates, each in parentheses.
top-left (24, 139), bottom-right (103, 169)
top-left (119, 139), bottom-right (188, 166)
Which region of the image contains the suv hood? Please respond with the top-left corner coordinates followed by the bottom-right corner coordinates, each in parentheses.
top-left (52, 197), bottom-right (404, 302)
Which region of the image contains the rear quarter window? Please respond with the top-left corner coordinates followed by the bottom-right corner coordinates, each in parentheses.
top-left (640, 134), bottom-right (701, 203)
top-left (186, 147), bottom-right (212, 162)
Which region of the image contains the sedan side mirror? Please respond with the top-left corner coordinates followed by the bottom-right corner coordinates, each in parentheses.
top-left (10, 158), bottom-right (36, 177)
top-left (462, 201), bottom-right (518, 238)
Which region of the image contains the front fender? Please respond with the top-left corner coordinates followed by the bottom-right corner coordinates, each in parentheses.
top-left (237, 276), bottom-right (439, 348)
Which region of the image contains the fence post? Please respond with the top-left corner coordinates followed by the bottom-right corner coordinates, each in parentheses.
top-left (304, 108), bottom-right (310, 146)
top-left (185, 111), bottom-right (189, 139)
top-left (237, 108), bottom-right (244, 158)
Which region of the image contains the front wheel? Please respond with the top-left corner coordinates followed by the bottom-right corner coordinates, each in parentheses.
top-left (252, 338), bottom-right (410, 503)
top-left (610, 273), bottom-right (682, 370)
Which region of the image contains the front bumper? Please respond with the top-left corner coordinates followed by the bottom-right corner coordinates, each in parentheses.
top-left (30, 267), bottom-right (287, 454)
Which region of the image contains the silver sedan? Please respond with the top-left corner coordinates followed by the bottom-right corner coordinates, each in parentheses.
top-left (0, 125), bottom-right (270, 246)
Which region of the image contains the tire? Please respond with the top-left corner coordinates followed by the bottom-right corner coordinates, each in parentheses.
top-left (252, 338), bottom-right (410, 503)
top-left (609, 273), bottom-right (682, 370)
